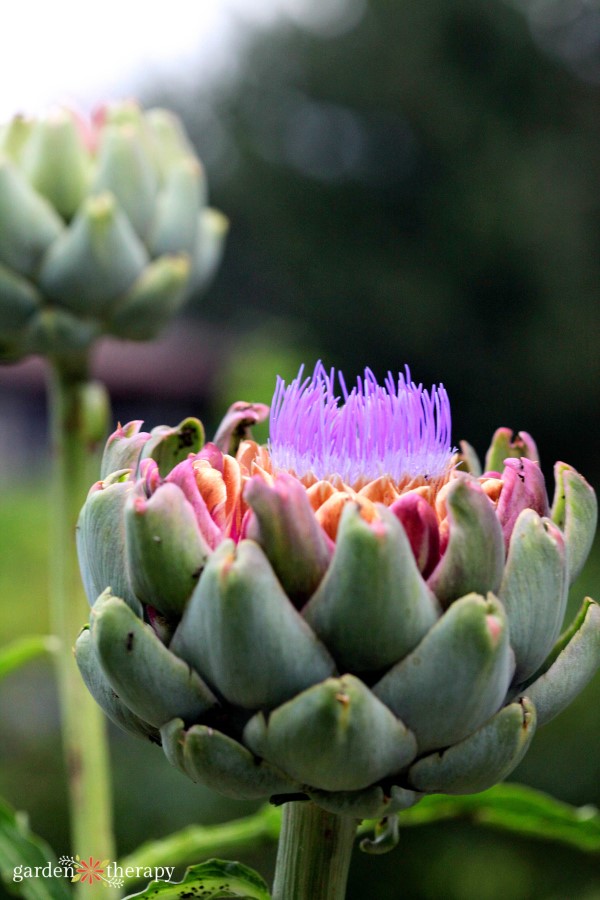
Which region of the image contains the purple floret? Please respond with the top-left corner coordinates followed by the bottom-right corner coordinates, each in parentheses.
top-left (269, 361), bottom-right (454, 486)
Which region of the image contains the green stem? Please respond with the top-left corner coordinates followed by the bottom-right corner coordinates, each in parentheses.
top-left (47, 354), bottom-right (115, 897)
top-left (272, 801), bottom-right (356, 900)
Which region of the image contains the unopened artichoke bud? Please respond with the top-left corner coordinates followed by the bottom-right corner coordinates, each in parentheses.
top-left (77, 362), bottom-right (600, 820)
top-left (0, 102), bottom-right (228, 361)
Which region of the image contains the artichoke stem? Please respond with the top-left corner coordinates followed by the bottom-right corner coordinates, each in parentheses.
top-left (272, 801), bottom-right (356, 900)
top-left (47, 352), bottom-right (116, 898)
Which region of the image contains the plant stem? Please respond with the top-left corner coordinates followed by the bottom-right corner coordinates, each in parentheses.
top-left (272, 801), bottom-right (356, 900)
top-left (47, 354), bottom-right (115, 897)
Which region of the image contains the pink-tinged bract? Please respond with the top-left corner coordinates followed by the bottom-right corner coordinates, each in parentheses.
top-left (269, 361), bottom-right (453, 487)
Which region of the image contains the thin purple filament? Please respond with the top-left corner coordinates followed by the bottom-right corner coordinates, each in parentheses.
top-left (269, 361), bottom-right (453, 485)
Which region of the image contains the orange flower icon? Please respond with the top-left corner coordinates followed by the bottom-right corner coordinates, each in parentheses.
top-left (73, 857), bottom-right (109, 885)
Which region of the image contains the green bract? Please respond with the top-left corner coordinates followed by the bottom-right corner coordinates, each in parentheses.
top-left (76, 416), bottom-right (600, 820)
top-left (0, 102), bottom-right (227, 360)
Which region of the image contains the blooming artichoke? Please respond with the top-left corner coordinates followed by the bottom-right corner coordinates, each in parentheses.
top-left (0, 102), bottom-right (227, 361)
top-left (76, 364), bottom-right (599, 820)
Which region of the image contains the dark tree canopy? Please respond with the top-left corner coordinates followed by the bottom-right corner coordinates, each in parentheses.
top-left (147, 0), bottom-right (600, 480)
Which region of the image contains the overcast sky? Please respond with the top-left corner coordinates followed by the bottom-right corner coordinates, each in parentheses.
top-left (0, 0), bottom-right (363, 121)
top-left (0, 2), bottom-right (261, 119)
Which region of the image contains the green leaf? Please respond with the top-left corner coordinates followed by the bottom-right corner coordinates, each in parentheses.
top-left (357, 782), bottom-right (600, 854)
top-left (0, 798), bottom-right (71, 900)
top-left (118, 783), bottom-right (600, 894)
top-left (117, 806), bottom-right (281, 884)
top-left (125, 859), bottom-right (270, 900)
top-left (0, 636), bottom-right (58, 680)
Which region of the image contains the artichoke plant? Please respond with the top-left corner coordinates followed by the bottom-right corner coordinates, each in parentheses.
top-left (76, 363), bottom-right (599, 821)
top-left (0, 101), bottom-right (227, 360)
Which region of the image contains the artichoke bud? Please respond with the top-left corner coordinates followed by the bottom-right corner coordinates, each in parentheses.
top-left (171, 539), bottom-right (336, 710)
top-left (245, 472), bottom-right (331, 606)
top-left (0, 103), bottom-right (226, 360)
top-left (484, 427), bottom-right (540, 474)
top-left (304, 503), bottom-right (439, 672)
top-left (139, 417), bottom-right (205, 477)
top-left (75, 364), bottom-right (600, 816)
top-left (125, 482), bottom-right (210, 618)
top-left (551, 462), bottom-right (597, 584)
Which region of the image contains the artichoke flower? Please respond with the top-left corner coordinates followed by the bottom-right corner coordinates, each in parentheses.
top-left (0, 102), bottom-right (227, 360)
top-left (76, 364), bottom-right (599, 820)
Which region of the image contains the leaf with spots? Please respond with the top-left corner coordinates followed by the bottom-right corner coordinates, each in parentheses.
top-left (124, 859), bottom-right (270, 900)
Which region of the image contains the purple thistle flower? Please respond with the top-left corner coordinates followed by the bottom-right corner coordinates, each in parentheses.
top-left (269, 361), bottom-right (454, 486)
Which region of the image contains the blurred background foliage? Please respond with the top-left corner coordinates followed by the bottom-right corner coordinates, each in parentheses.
top-left (2, 0), bottom-right (600, 897)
